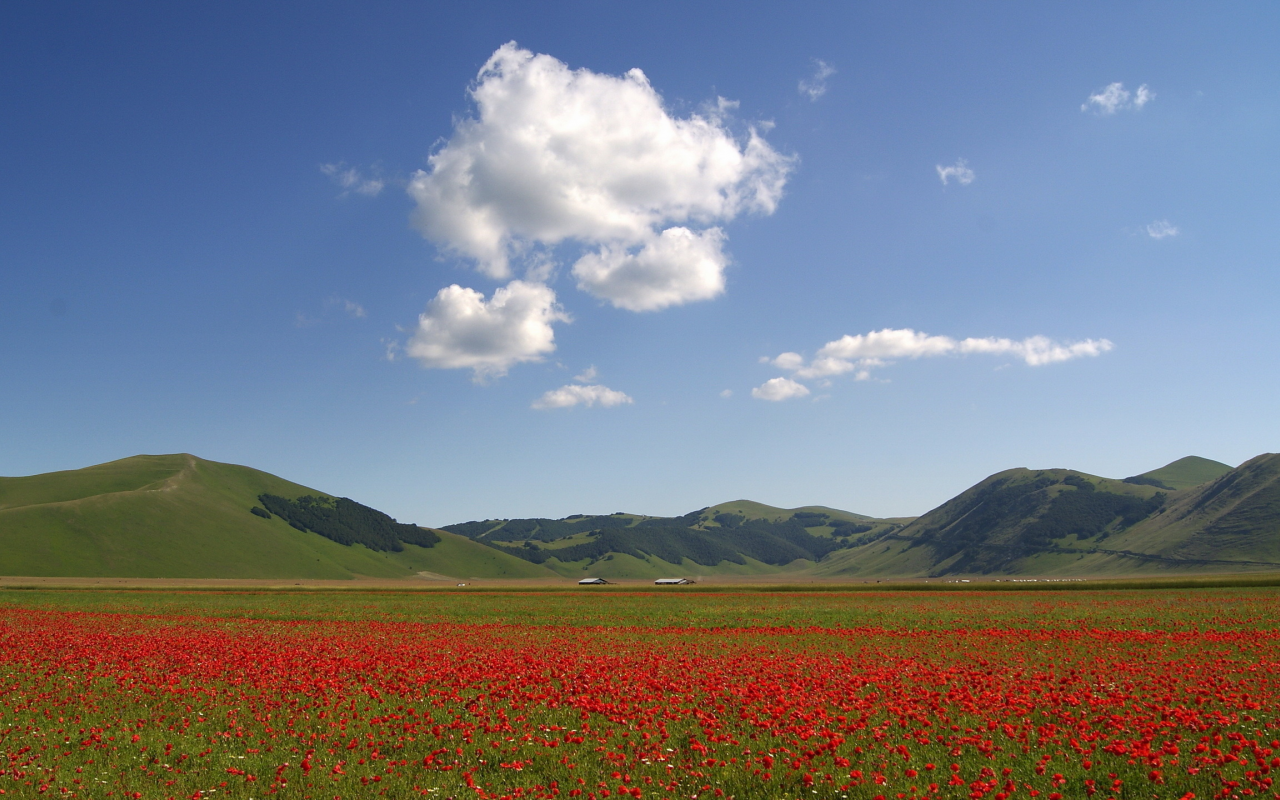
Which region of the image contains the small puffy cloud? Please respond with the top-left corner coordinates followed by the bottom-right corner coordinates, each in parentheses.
top-left (937, 159), bottom-right (975, 186)
top-left (767, 352), bottom-right (805, 371)
top-left (573, 365), bottom-right (597, 383)
top-left (751, 377), bottom-right (811, 402)
top-left (533, 383), bottom-right (633, 410)
top-left (407, 42), bottom-right (792, 310)
top-left (320, 163), bottom-right (384, 197)
top-left (572, 227), bottom-right (727, 311)
top-left (798, 59), bottom-right (836, 101)
top-left (762, 328), bottom-right (1113, 394)
top-left (1081, 82), bottom-right (1154, 115)
top-left (1146, 219), bottom-right (1179, 239)
top-left (405, 280), bottom-right (569, 380)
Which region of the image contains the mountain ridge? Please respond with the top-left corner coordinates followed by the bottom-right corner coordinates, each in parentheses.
top-left (2, 452), bottom-right (1275, 580)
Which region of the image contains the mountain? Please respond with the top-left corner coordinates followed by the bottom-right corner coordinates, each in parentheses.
top-left (0, 454), bottom-right (553, 580)
top-left (1108, 453), bottom-right (1280, 564)
top-left (1124, 455), bottom-right (1233, 491)
top-left (5, 451), bottom-right (1275, 582)
top-left (441, 501), bottom-right (908, 578)
top-left (814, 454), bottom-right (1280, 578)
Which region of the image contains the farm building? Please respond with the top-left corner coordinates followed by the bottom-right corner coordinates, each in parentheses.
top-left (654, 578), bottom-right (694, 585)
top-left (577, 577), bottom-right (610, 585)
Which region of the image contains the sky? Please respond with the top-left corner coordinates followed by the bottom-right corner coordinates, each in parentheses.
top-left (2, 1), bottom-right (1278, 526)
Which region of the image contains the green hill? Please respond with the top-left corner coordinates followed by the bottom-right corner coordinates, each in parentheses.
top-left (1125, 455), bottom-right (1234, 491)
top-left (0, 454), bottom-right (554, 580)
top-left (813, 455), bottom-right (1280, 578)
top-left (1109, 453), bottom-right (1280, 564)
top-left (441, 501), bottom-right (903, 579)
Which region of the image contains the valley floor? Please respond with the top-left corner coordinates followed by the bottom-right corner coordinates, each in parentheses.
top-left (2, 570), bottom-right (1279, 592)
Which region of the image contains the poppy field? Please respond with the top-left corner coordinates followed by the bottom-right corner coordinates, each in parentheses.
top-left (0, 587), bottom-right (1277, 800)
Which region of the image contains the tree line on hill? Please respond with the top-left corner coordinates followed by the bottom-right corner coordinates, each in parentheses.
top-left (254, 494), bottom-right (439, 552)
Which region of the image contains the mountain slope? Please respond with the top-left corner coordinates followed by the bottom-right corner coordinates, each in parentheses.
top-left (813, 469), bottom-right (1166, 577)
top-left (1110, 453), bottom-right (1280, 564)
top-left (0, 454), bottom-right (553, 579)
top-left (441, 502), bottom-right (905, 578)
top-left (815, 455), bottom-right (1280, 578)
top-left (1126, 456), bottom-right (1233, 491)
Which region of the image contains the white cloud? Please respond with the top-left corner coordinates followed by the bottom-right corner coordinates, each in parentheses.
top-left (1146, 219), bottom-right (1179, 239)
top-left (405, 280), bottom-right (569, 380)
top-left (320, 163), bottom-right (384, 197)
top-left (573, 365), bottom-right (597, 383)
top-left (763, 328), bottom-right (1113, 391)
top-left (798, 60), bottom-right (836, 101)
top-left (936, 159), bottom-right (975, 186)
top-left (1081, 82), bottom-right (1154, 115)
top-left (325, 296), bottom-right (366, 318)
top-left (751, 377), bottom-right (811, 402)
top-left (532, 383), bottom-right (633, 410)
top-left (572, 226), bottom-right (727, 311)
top-left (719, 389), bottom-right (733, 398)
top-left (407, 42), bottom-right (792, 310)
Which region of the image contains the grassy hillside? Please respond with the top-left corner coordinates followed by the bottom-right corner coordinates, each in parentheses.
top-left (1129, 455), bottom-right (1234, 490)
top-left (1111, 453), bottom-right (1280, 564)
top-left (702, 500), bottom-right (872, 523)
top-left (0, 454), bottom-right (554, 580)
top-left (817, 456), bottom-right (1280, 578)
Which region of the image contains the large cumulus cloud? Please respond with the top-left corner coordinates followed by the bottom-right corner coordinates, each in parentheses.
top-left (407, 42), bottom-right (792, 311)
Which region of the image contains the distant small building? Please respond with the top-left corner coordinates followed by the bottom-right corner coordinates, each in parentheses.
top-left (578, 577), bottom-right (610, 585)
top-left (654, 578), bottom-right (694, 585)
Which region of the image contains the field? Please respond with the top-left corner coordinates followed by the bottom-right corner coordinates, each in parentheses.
top-left (0, 587), bottom-right (1277, 800)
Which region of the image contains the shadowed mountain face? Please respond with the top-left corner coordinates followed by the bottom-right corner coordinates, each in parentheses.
top-left (1116, 453), bottom-right (1280, 564)
top-left (885, 470), bottom-right (1167, 575)
top-left (812, 454), bottom-right (1280, 578)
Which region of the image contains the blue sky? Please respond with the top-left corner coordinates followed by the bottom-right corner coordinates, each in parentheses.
top-left (2, 1), bottom-right (1277, 526)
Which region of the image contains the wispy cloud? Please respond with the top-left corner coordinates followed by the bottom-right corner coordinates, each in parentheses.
top-left (1081, 82), bottom-right (1154, 115)
top-left (936, 159), bottom-right (975, 186)
top-left (326, 296), bottom-right (366, 318)
top-left (1146, 219), bottom-right (1179, 239)
top-left (757, 328), bottom-right (1113, 399)
top-left (798, 59), bottom-right (836, 101)
top-left (573, 365), bottom-right (598, 383)
top-left (533, 383), bottom-right (633, 410)
top-left (320, 162), bottom-right (384, 197)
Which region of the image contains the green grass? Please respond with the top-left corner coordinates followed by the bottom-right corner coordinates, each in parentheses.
top-left (389, 531), bottom-right (557, 579)
top-left (1138, 454), bottom-right (1234, 489)
top-left (0, 454), bottom-right (550, 580)
top-left (2, 580), bottom-right (1279, 627)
